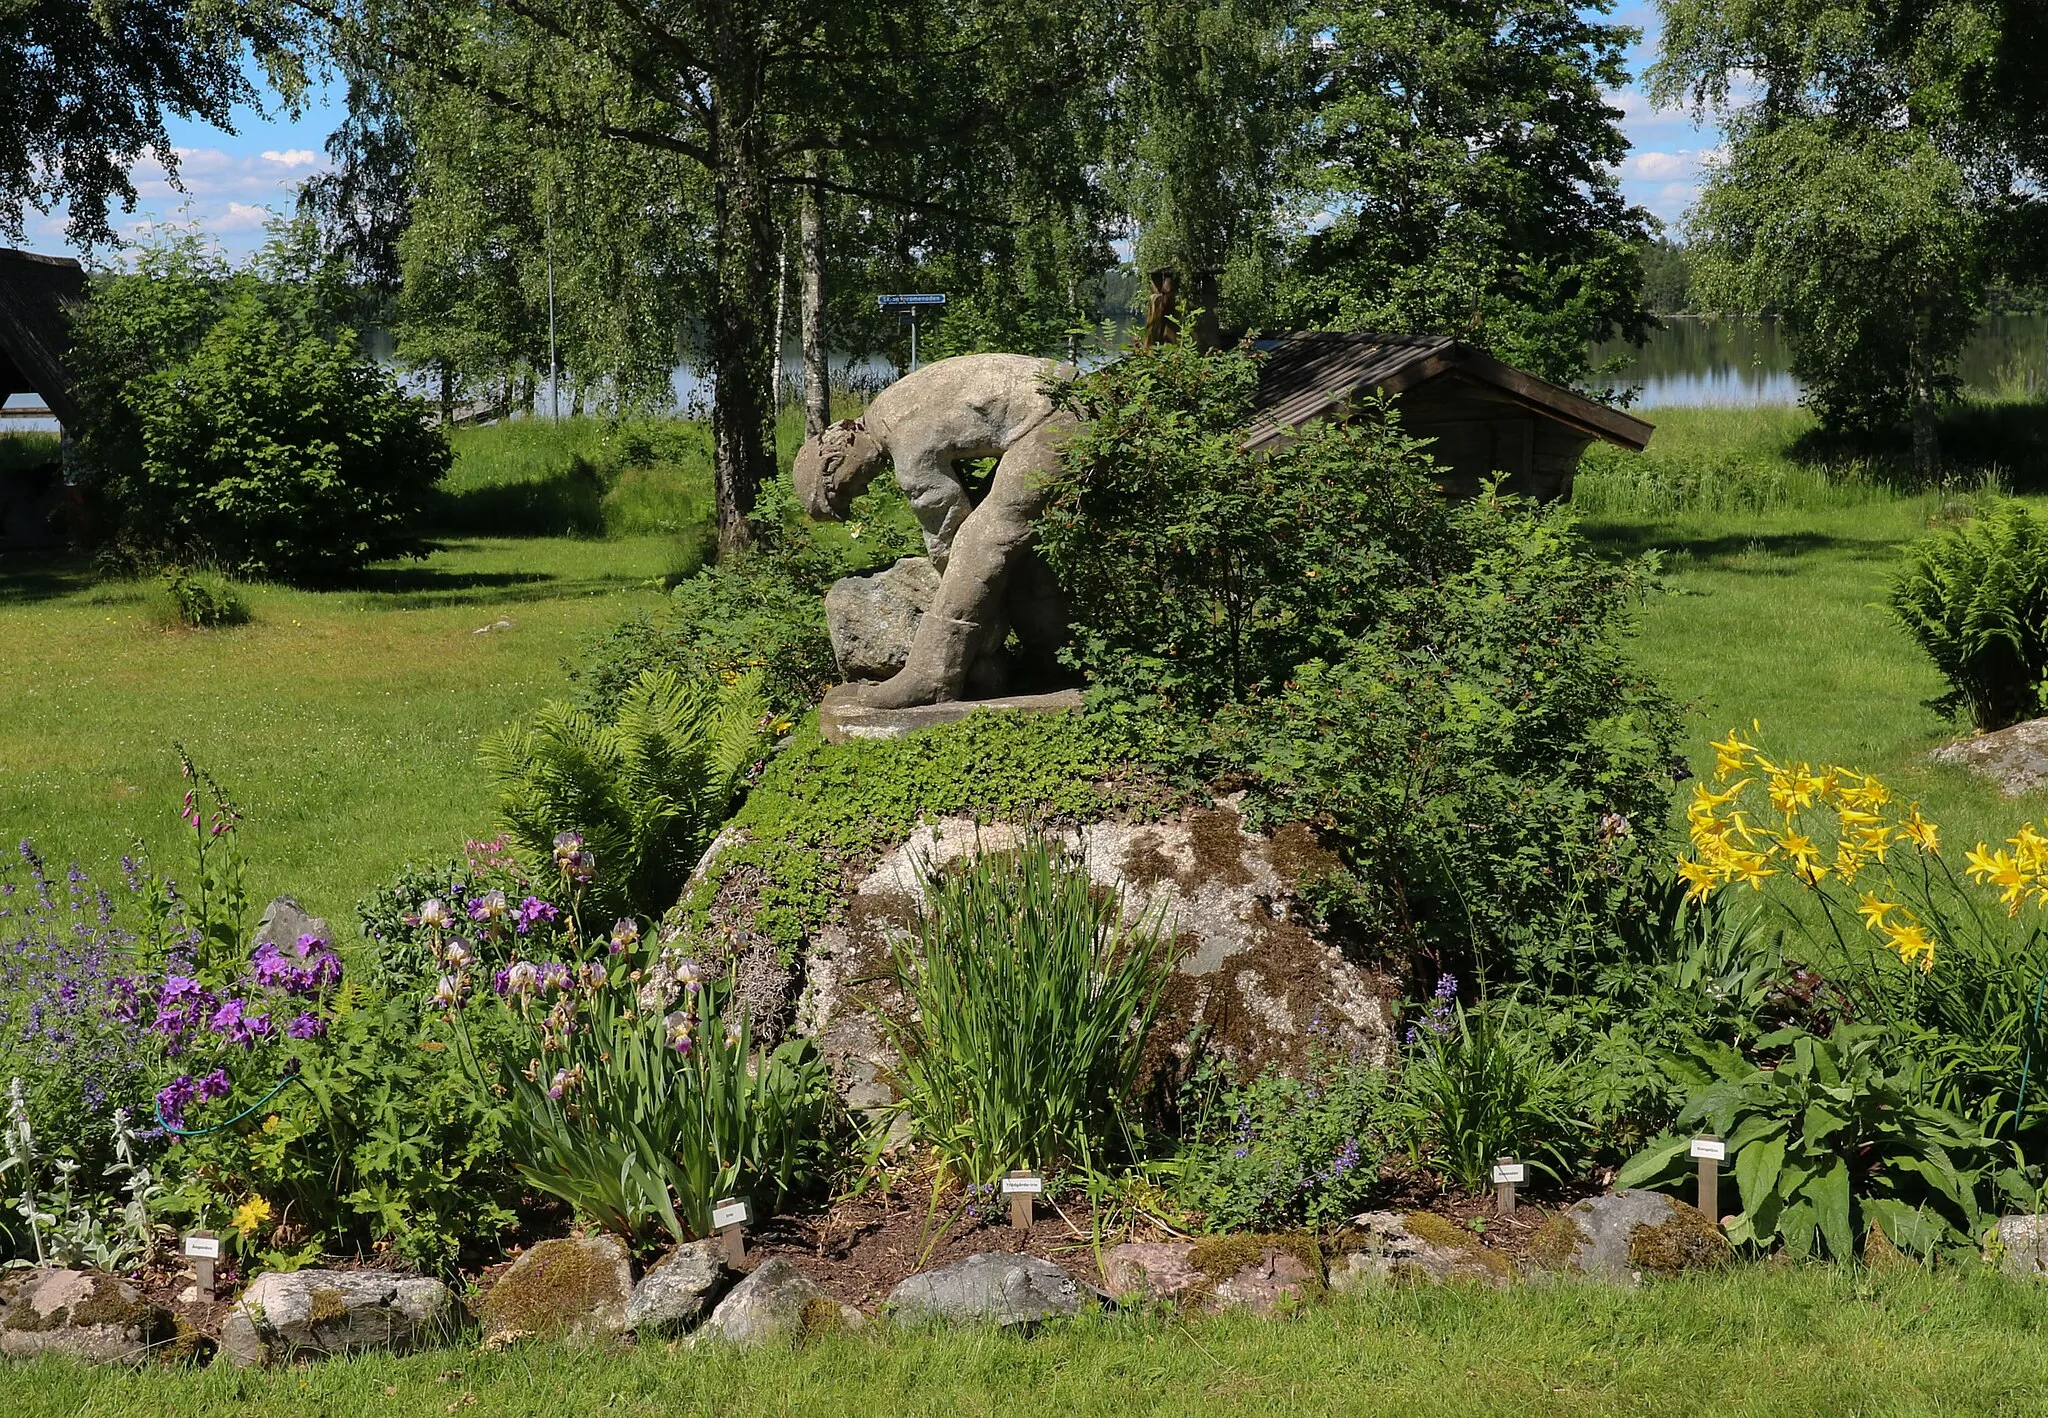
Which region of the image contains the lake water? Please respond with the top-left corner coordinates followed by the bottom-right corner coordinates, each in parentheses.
top-left (1595, 313), bottom-right (2048, 408)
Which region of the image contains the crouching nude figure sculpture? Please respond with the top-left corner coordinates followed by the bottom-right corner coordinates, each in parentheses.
top-left (792, 353), bottom-right (1076, 708)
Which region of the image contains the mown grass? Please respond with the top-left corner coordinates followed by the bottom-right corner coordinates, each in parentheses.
top-left (3, 1268), bottom-right (2047, 1417)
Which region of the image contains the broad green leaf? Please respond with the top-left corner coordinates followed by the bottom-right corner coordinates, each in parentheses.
top-left (1813, 1158), bottom-right (1853, 1260)
top-left (1735, 1135), bottom-right (1785, 1216)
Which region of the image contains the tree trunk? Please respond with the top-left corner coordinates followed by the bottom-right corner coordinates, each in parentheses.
top-left (801, 153), bottom-right (830, 438)
top-left (707, 63), bottom-right (777, 556)
top-left (1911, 302), bottom-right (1941, 482)
top-left (438, 360), bottom-right (454, 427)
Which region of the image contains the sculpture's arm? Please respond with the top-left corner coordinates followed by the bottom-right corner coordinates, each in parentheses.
top-left (892, 441), bottom-right (974, 573)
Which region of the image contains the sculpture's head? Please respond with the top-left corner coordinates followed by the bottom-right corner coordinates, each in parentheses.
top-left (792, 418), bottom-right (885, 520)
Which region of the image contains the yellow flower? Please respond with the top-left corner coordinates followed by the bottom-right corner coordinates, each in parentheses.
top-left (2013, 823), bottom-right (2048, 873)
top-left (231, 1196), bottom-right (272, 1236)
top-left (1899, 806), bottom-right (1939, 856)
top-left (1676, 856), bottom-right (1721, 901)
top-left (1885, 919), bottom-right (1937, 973)
top-left (1857, 893), bottom-right (1899, 931)
top-left (1778, 831), bottom-right (1827, 882)
top-left (1965, 844), bottom-right (2030, 914)
top-left (1709, 729), bottom-right (1756, 779)
top-left (1767, 762), bottom-right (1828, 815)
top-left (1837, 774), bottom-right (1893, 812)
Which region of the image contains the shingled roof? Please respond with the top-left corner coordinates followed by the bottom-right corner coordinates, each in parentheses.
top-left (1242, 331), bottom-right (1653, 454)
top-left (0, 248), bottom-right (87, 428)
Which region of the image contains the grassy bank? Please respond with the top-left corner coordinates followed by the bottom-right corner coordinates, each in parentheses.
top-left (3, 1268), bottom-right (2047, 1417)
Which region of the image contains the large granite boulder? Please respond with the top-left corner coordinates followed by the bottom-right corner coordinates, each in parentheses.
top-left (219, 1269), bottom-right (457, 1366)
top-left (1103, 1238), bottom-right (1319, 1314)
top-left (624, 1239), bottom-right (733, 1336)
top-left (886, 1253), bottom-right (1081, 1327)
top-left (692, 1258), bottom-right (864, 1347)
top-left (825, 556), bottom-right (941, 682)
top-left (1988, 1214), bottom-right (2048, 1278)
top-left (479, 1235), bottom-right (635, 1345)
top-left (1528, 1191), bottom-right (1729, 1284)
top-left (1328, 1212), bottom-right (1514, 1290)
top-left (1929, 720), bottom-right (2048, 797)
top-left (785, 809), bottom-right (1398, 1126)
top-left (0, 1266), bottom-right (175, 1364)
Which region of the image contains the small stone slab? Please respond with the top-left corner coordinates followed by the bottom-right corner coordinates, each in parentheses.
top-left (1528, 1191), bottom-right (1729, 1284)
top-left (1103, 1239), bottom-right (1317, 1313)
top-left (479, 1235), bottom-right (634, 1345)
top-left (220, 1268), bottom-right (457, 1367)
top-left (692, 1258), bottom-right (864, 1347)
top-left (818, 685), bottom-right (1084, 744)
top-left (253, 895), bottom-right (331, 950)
top-left (625, 1239), bottom-right (733, 1336)
top-left (0, 1266), bottom-right (175, 1364)
top-left (1330, 1212), bottom-right (1514, 1290)
top-left (886, 1252), bottom-right (1081, 1327)
top-left (1928, 719), bottom-right (2048, 797)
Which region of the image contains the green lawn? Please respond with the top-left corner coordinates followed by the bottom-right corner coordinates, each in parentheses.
top-left (3, 1268), bottom-right (2047, 1417)
top-left (0, 534), bottom-right (674, 935)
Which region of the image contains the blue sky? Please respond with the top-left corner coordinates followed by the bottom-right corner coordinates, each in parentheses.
top-left (21, 1), bottom-right (1719, 264)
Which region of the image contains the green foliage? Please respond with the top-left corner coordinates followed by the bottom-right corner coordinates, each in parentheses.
top-left (1174, 1043), bottom-right (1390, 1231)
top-left (680, 712), bottom-right (1153, 960)
top-left (1638, 237), bottom-right (1693, 316)
top-left (480, 668), bottom-right (770, 921)
top-left (1888, 499), bottom-right (2048, 730)
top-left (1276, 0), bottom-right (1653, 387)
top-left (1618, 1025), bottom-right (2034, 1261)
top-left (69, 228), bottom-right (450, 582)
top-left (150, 568), bottom-right (248, 629)
top-left (884, 837), bottom-right (1173, 1185)
top-left (1042, 341), bottom-right (1457, 717)
top-left (1393, 1002), bottom-right (1590, 1193)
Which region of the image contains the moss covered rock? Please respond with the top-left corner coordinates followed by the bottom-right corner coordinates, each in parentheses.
top-left (692, 1258), bottom-right (865, 1347)
top-left (1327, 1212), bottom-right (1514, 1290)
top-left (1103, 1236), bottom-right (1322, 1314)
top-left (220, 1268), bottom-right (459, 1367)
top-left (480, 1235), bottom-right (635, 1345)
top-left (1530, 1191), bottom-right (1730, 1284)
top-left (0, 1267), bottom-right (173, 1364)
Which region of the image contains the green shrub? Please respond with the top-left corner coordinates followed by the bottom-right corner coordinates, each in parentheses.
top-left (885, 836), bottom-right (1174, 1186)
top-left (70, 229), bottom-right (449, 583)
top-left (1618, 1025), bottom-right (2033, 1261)
top-left (1174, 1042), bottom-right (1391, 1232)
top-left (1392, 999), bottom-right (1590, 1194)
top-left (1888, 498), bottom-right (2048, 729)
top-left (150, 568), bottom-right (248, 629)
top-left (480, 667), bottom-right (770, 921)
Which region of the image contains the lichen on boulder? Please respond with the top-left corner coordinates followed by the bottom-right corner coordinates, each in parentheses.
top-left (0, 1267), bottom-right (174, 1364)
top-left (479, 1235), bottom-right (635, 1345)
top-left (220, 1268), bottom-right (459, 1367)
top-left (1530, 1191), bottom-right (1729, 1284)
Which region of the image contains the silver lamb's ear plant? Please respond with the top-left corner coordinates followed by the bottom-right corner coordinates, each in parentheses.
top-left (107, 1107), bottom-right (160, 1262)
top-left (6, 1079), bottom-right (47, 1265)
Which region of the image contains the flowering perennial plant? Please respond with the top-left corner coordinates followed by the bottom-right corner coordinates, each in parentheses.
top-left (422, 842), bottom-right (828, 1244)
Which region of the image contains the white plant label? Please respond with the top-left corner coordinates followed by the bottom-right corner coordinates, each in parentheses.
top-left (1690, 1137), bottom-right (1727, 1161)
top-left (1490, 1162), bottom-right (1526, 1185)
top-left (183, 1235), bottom-right (221, 1259)
top-left (711, 1201), bottom-right (750, 1230)
top-left (1001, 1175), bottom-right (1044, 1195)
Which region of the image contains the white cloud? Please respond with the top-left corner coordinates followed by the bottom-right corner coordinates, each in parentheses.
top-left (220, 202), bottom-right (280, 232)
top-left (1625, 151), bottom-right (1695, 181)
top-left (260, 149), bottom-right (321, 168)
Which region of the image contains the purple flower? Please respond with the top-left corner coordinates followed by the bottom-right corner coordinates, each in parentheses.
top-left (286, 1011), bottom-right (327, 1040)
top-left (515, 896), bottom-right (560, 934)
top-left (469, 891), bottom-right (508, 925)
top-left (156, 1074), bottom-right (200, 1128)
top-left (492, 967), bottom-right (512, 997)
top-left (208, 997), bottom-right (265, 1046)
top-left (199, 1068), bottom-right (232, 1100)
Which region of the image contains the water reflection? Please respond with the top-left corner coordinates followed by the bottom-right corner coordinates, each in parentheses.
top-left (1595, 314), bottom-right (2048, 408)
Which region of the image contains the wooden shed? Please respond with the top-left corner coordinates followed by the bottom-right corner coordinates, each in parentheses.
top-left (0, 248), bottom-right (85, 549)
top-left (1242, 332), bottom-right (1652, 502)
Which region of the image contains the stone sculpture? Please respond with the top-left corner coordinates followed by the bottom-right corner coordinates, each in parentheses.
top-left (792, 353), bottom-right (1076, 708)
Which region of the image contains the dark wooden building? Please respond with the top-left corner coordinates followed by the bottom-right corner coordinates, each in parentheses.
top-left (1243, 332), bottom-right (1653, 502)
top-left (0, 247), bottom-right (86, 549)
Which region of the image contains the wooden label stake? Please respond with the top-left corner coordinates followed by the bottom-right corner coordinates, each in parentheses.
top-left (1491, 1157), bottom-right (1524, 1216)
top-left (711, 1197), bottom-right (751, 1266)
top-left (1001, 1170), bottom-right (1043, 1230)
top-left (183, 1231), bottom-right (220, 1301)
top-left (1690, 1134), bottom-right (1725, 1223)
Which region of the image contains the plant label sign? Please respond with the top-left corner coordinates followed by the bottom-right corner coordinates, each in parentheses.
top-left (183, 1234), bottom-right (221, 1260)
top-left (1689, 1137), bottom-right (1727, 1161)
top-left (1004, 1170), bottom-right (1042, 1229)
top-left (711, 1200), bottom-right (751, 1230)
top-left (1001, 1176), bottom-right (1044, 1195)
top-left (1490, 1162), bottom-right (1526, 1185)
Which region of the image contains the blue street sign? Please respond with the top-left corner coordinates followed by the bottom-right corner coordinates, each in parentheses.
top-left (877, 293), bottom-right (947, 308)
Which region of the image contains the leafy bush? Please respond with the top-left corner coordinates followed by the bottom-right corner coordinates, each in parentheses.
top-left (419, 891), bottom-right (829, 1244)
top-left (1392, 995), bottom-right (1589, 1193)
top-left (885, 837), bottom-right (1174, 1185)
top-left (481, 668), bottom-right (770, 920)
top-left (1888, 499), bottom-right (2048, 729)
top-left (1174, 1041), bottom-right (1390, 1232)
top-left (1618, 1026), bottom-right (2032, 1260)
top-left (69, 228), bottom-right (450, 582)
top-left (150, 568), bottom-right (248, 629)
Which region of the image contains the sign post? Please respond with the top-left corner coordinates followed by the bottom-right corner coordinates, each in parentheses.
top-left (877, 294), bottom-right (947, 372)
top-left (711, 1197), bottom-right (751, 1267)
top-left (1690, 1134), bottom-right (1726, 1223)
top-left (183, 1231), bottom-right (220, 1301)
top-left (1001, 1169), bottom-right (1043, 1231)
top-left (1491, 1157), bottom-right (1525, 1216)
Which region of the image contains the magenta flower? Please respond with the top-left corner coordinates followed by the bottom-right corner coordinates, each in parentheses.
top-left (286, 1011), bottom-right (327, 1040)
top-left (515, 896), bottom-right (560, 934)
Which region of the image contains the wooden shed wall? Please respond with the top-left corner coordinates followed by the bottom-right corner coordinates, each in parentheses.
top-left (1398, 374), bottom-right (1593, 503)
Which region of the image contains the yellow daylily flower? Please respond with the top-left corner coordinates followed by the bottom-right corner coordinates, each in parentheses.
top-left (1710, 729), bottom-right (1757, 779)
top-left (1857, 892), bottom-right (1900, 931)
